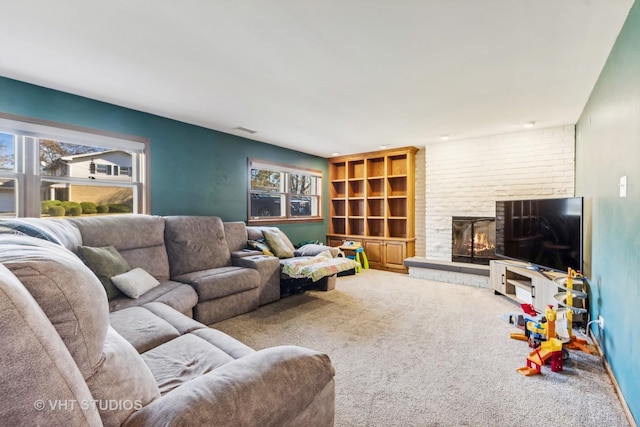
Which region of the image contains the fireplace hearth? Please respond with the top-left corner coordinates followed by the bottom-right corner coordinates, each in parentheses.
top-left (452, 216), bottom-right (496, 265)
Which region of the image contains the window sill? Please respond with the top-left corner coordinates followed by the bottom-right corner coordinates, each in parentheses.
top-left (247, 217), bottom-right (324, 226)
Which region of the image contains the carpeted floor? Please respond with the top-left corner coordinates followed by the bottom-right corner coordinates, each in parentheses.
top-left (213, 269), bottom-right (630, 427)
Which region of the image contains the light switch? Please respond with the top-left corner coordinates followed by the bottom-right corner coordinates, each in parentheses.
top-left (620, 176), bottom-right (627, 198)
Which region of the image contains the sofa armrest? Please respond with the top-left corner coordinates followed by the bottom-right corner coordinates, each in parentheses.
top-left (234, 255), bottom-right (281, 305)
top-left (122, 345), bottom-right (335, 427)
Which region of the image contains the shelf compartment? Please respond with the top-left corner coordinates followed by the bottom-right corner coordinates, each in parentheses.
top-left (367, 178), bottom-right (384, 197)
top-left (330, 162), bottom-right (346, 180)
top-left (331, 199), bottom-right (345, 217)
top-left (388, 219), bottom-right (408, 238)
top-left (348, 160), bottom-right (365, 179)
top-left (348, 199), bottom-right (365, 217)
top-left (348, 218), bottom-right (365, 236)
top-left (367, 218), bottom-right (385, 237)
top-left (387, 177), bottom-right (407, 197)
top-left (388, 155), bottom-right (408, 176)
top-left (331, 218), bottom-right (346, 235)
top-left (387, 198), bottom-right (407, 217)
top-left (348, 180), bottom-right (365, 197)
top-left (367, 199), bottom-right (384, 217)
top-left (367, 157), bottom-right (385, 178)
top-left (331, 181), bottom-right (345, 198)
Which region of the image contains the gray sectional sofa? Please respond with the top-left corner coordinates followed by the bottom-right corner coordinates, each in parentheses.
top-left (0, 214), bottom-right (336, 426)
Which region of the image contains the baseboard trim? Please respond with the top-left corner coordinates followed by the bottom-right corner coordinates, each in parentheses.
top-left (589, 330), bottom-right (637, 427)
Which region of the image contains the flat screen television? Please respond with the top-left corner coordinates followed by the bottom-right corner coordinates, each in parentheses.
top-left (495, 197), bottom-right (583, 273)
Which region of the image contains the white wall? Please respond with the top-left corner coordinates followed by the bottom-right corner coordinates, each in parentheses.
top-left (418, 125), bottom-right (575, 260)
top-left (414, 147), bottom-right (426, 258)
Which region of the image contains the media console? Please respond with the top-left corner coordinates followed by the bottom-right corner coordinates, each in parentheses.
top-left (490, 260), bottom-right (585, 316)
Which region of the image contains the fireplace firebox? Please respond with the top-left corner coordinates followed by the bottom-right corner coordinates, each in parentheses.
top-left (452, 216), bottom-right (496, 265)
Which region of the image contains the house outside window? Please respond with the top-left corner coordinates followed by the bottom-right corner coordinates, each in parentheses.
top-left (248, 159), bottom-right (322, 224)
top-left (0, 114), bottom-right (149, 217)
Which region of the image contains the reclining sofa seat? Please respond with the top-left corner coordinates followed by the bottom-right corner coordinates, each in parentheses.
top-left (245, 226), bottom-right (356, 294)
top-left (0, 234), bottom-right (336, 426)
top-left (68, 215), bottom-right (199, 316)
top-left (163, 216), bottom-right (280, 325)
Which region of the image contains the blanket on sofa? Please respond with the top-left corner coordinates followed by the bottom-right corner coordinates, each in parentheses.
top-left (281, 251), bottom-right (358, 282)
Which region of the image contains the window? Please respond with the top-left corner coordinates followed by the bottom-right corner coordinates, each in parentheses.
top-left (248, 159), bottom-right (322, 223)
top-left (0, 114), bottom-right (149, 217)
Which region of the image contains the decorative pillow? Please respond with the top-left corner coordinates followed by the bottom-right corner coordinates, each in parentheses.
top-left (110, 267), bottom-right (160, 299)
top-left (77, 245), bottom-right (130, 301)
top-left (295, 243), bottom-right (340, 258)
top-left (263, 229), bottom-right (294, 258)
top-left (273, 227), bottom-right (296, 252)
top-left (247, 239), bottom-right (275, 256)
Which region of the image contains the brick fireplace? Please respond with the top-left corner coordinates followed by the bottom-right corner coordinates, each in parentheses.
top-left (407, 125), bottom-right (576, 288)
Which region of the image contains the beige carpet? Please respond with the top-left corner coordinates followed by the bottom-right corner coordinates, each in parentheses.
top-left (213, 269), bottom-right (629, 427)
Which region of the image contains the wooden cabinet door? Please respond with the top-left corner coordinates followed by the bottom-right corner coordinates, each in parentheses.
top-left (363, 240), bottom-right (384, 269)
top-left (384, 241), bottom-right (406, 270)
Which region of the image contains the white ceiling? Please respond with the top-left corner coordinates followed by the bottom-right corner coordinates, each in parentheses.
top-left (0, 1), bottom-right (634, 157)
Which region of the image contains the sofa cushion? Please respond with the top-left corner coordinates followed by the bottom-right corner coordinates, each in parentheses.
top-left (142, 333), bottom-right (238, 395)
top-left (142, 302), bottom-right (205, 334)
top-left (77, 245), bottom-right (130, 301)
top-left (110, 306), bottom-right (181, 353)
top-left (164, 216), bottom-right (232, 276)
top-left (223, 221), bottom-right (249, 252)
top-left (70, 214), bottom-right (171, 281)
top-left (109, 280), bottom-right (198, 315)
top-left (111, 267), bottom-right (160, 299)
top-left (0, 235), bottom-right (109, 379)
top-left (174, 266), bottom-right (260, 301)
top-left (191, 327), bottom-right (255, 357)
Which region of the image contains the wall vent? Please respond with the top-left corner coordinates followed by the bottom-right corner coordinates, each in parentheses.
top-left (233, 126), bottom-right (257, 134)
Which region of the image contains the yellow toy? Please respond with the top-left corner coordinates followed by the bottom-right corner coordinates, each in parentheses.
top-left (553, 268), bottom-right (594, 354)
top-left (517, 337), bottom-right (564, 376)
top-left (517, 305), bottom-right (564, 375)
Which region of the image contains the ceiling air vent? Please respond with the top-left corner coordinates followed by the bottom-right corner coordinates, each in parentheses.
top-left (233, 126), bottom-right (257, 134)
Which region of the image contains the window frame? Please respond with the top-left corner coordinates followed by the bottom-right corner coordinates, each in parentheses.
top-left (248, 158), bottom-right (323, 225)
top-left (0, 112), bottom-right (150, 217)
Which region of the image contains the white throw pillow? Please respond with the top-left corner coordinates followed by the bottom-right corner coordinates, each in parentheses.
top-left (110, 267), bottom-right (160, 299)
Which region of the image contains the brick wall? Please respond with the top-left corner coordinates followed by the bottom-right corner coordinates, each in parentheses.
top-left (414, 147), bottom-right (426, 257)
top-left (417, 125), bottom-right (575, 260)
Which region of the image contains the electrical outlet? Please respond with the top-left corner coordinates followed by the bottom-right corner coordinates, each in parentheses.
top-left (598, 315), bottom-right (604, 329)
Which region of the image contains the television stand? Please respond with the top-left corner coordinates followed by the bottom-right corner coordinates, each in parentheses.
top-left (490, 260), bottom-right (568, 314)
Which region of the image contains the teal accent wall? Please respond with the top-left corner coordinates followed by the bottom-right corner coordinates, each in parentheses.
top-left (575, 1), bottom-right (639, 422)
top-left (0, 77), bottom-right (328, 244)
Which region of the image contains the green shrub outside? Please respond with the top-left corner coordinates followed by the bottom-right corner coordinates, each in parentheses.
top-left (41, 200), bottom-right (62, 213)
top-left (60, 202), bottom-right (82, 216)
top-left (80, 202), bottom-right (98, 214)
top-left (107, 204), bottom-right (132, 213)
top-left (48, 206), bottom-right (66, 217)
top-left (68, 206), bottom-right (83, 216)
top-left (42, 200), bottom-right (131, 216)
